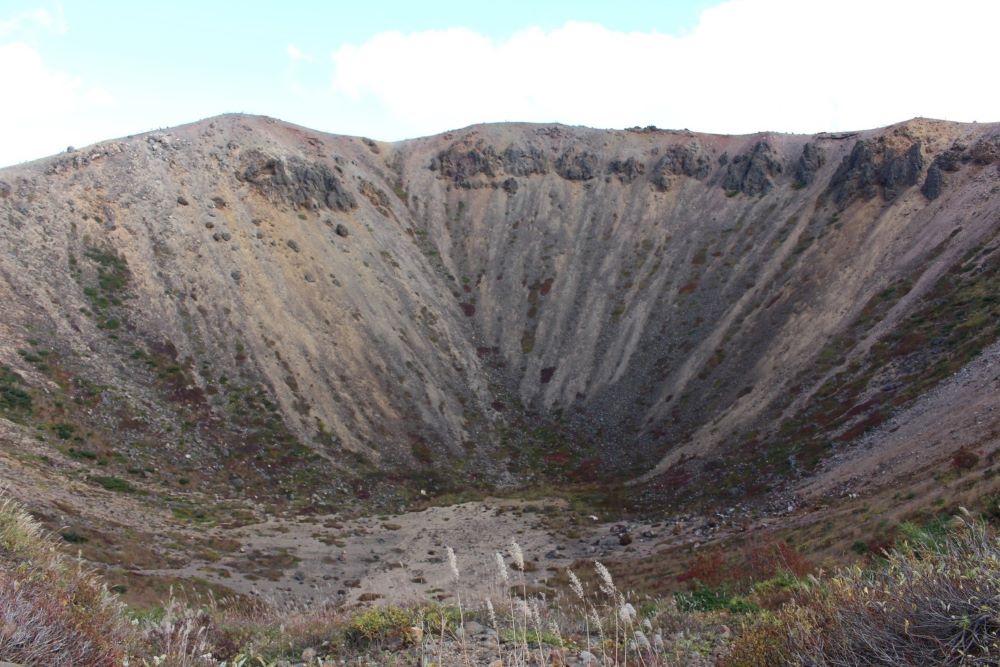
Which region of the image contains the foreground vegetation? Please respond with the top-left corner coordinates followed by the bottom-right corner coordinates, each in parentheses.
top-left (2, 493), bottom-right (999, 665)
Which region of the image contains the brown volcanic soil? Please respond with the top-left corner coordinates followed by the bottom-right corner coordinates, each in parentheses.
top-left (0, 114), bottom-right (999, 605)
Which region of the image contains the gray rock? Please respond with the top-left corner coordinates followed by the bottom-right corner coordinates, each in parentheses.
top-left (502, 144), bottom-right (548, 176)
top-left (555, 148), bottom-right (599, 181)
top-left (238, 150), bottom-right (356, 212)
top-left (651, 143), bottom-right (712, 191)
top-left (607, 157), bottom-right (645, 184)
top-left (101, 205), bottom-right (116, 230)
top-left (335, 223), bottom-right (349, 238)
top-left (176, 195), bottom-right (189, 206)
top-left (827, 137), bottom-right (923, 208)
top-left (431, 142), bottom-right (502, 182)
top-left (969, 136), bottom-right (1000, 165)
top-left (933, 143), bottom-right (965, 172)
top-left (287, 239), bottom-right (300, 252)
top-left (722, 141), bottom-right (782, 196)
top-left (464, 620), bottom-right (486, 635)
top-left (793, 142), bottom-right (824, 187)
top-left (922, 164), bottom-right (942, 200)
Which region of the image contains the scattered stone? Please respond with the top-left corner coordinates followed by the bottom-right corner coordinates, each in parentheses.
top-left (176, 195), bottom-right (189, 206)
top-left (335, 223), bottom-right (349, 238)
top-left (287, 239), bottom-right (300, 252)
top-left (230, 270), bottom-right (242, 282)
top-left (304, 272), bottom-right (316, 283)
top-left (969, 136), bottom-right (1000, 165)
top-left (502, 177), bottom-right (518, 194)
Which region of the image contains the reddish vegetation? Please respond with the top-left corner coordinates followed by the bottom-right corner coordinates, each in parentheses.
top-left (952, 447), bottom-right (980, 469)
top-left (677, 545), bottom-right (728, 588)
top-left (678, 539), bottom-right (812, 591)
top-left (743, 540), bottom-right (812, 580)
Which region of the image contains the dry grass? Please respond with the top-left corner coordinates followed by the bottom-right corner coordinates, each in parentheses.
top-left (5, 488), bottom-right (1000, 666)
top-left (0, 495), bottom-right (129, 665)
top-left (723, 512), bottom-right (1000, 666)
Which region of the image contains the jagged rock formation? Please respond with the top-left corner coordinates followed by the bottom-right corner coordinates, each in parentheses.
top-left (826, 131), bottom-right (924, 207)
top-left (650, 142), bottom-right (712, 191)
top-left (0, 115), bottom-right (999, 516)
top-left (793, 142), bottom-right (824, 187)
top-left (722, 140), bottom-right (782, 195)
top-left (237, 149), bottom-right (357, 211)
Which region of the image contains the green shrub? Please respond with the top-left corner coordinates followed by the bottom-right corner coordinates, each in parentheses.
top-left (675, 584), bottom-right (757, 614)
top-left (90, 475), bottom-right (135, 493)
top-left (348, 605), bottom-right (416, 644)
top-left (0, 366), bottom-right (32, 415)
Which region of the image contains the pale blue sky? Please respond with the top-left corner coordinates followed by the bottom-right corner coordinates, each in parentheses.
top-left (1, 0), bottom-right (997, 166)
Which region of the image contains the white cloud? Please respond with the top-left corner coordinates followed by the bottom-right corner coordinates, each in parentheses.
top-left (287, 43), bottom-right (313, 63)
top-left (0, 4), bottom-right (65, 37)
top-left (330, 0), bottom-right (1000, 139)
top-left (0, 41), bottom-right (114, 165)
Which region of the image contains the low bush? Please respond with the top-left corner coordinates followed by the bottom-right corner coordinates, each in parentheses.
top-left (724, 512), bottom-right (1000, 666)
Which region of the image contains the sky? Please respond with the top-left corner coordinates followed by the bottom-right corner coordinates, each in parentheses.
top-left (0, 0), bottom-right (998, 167)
